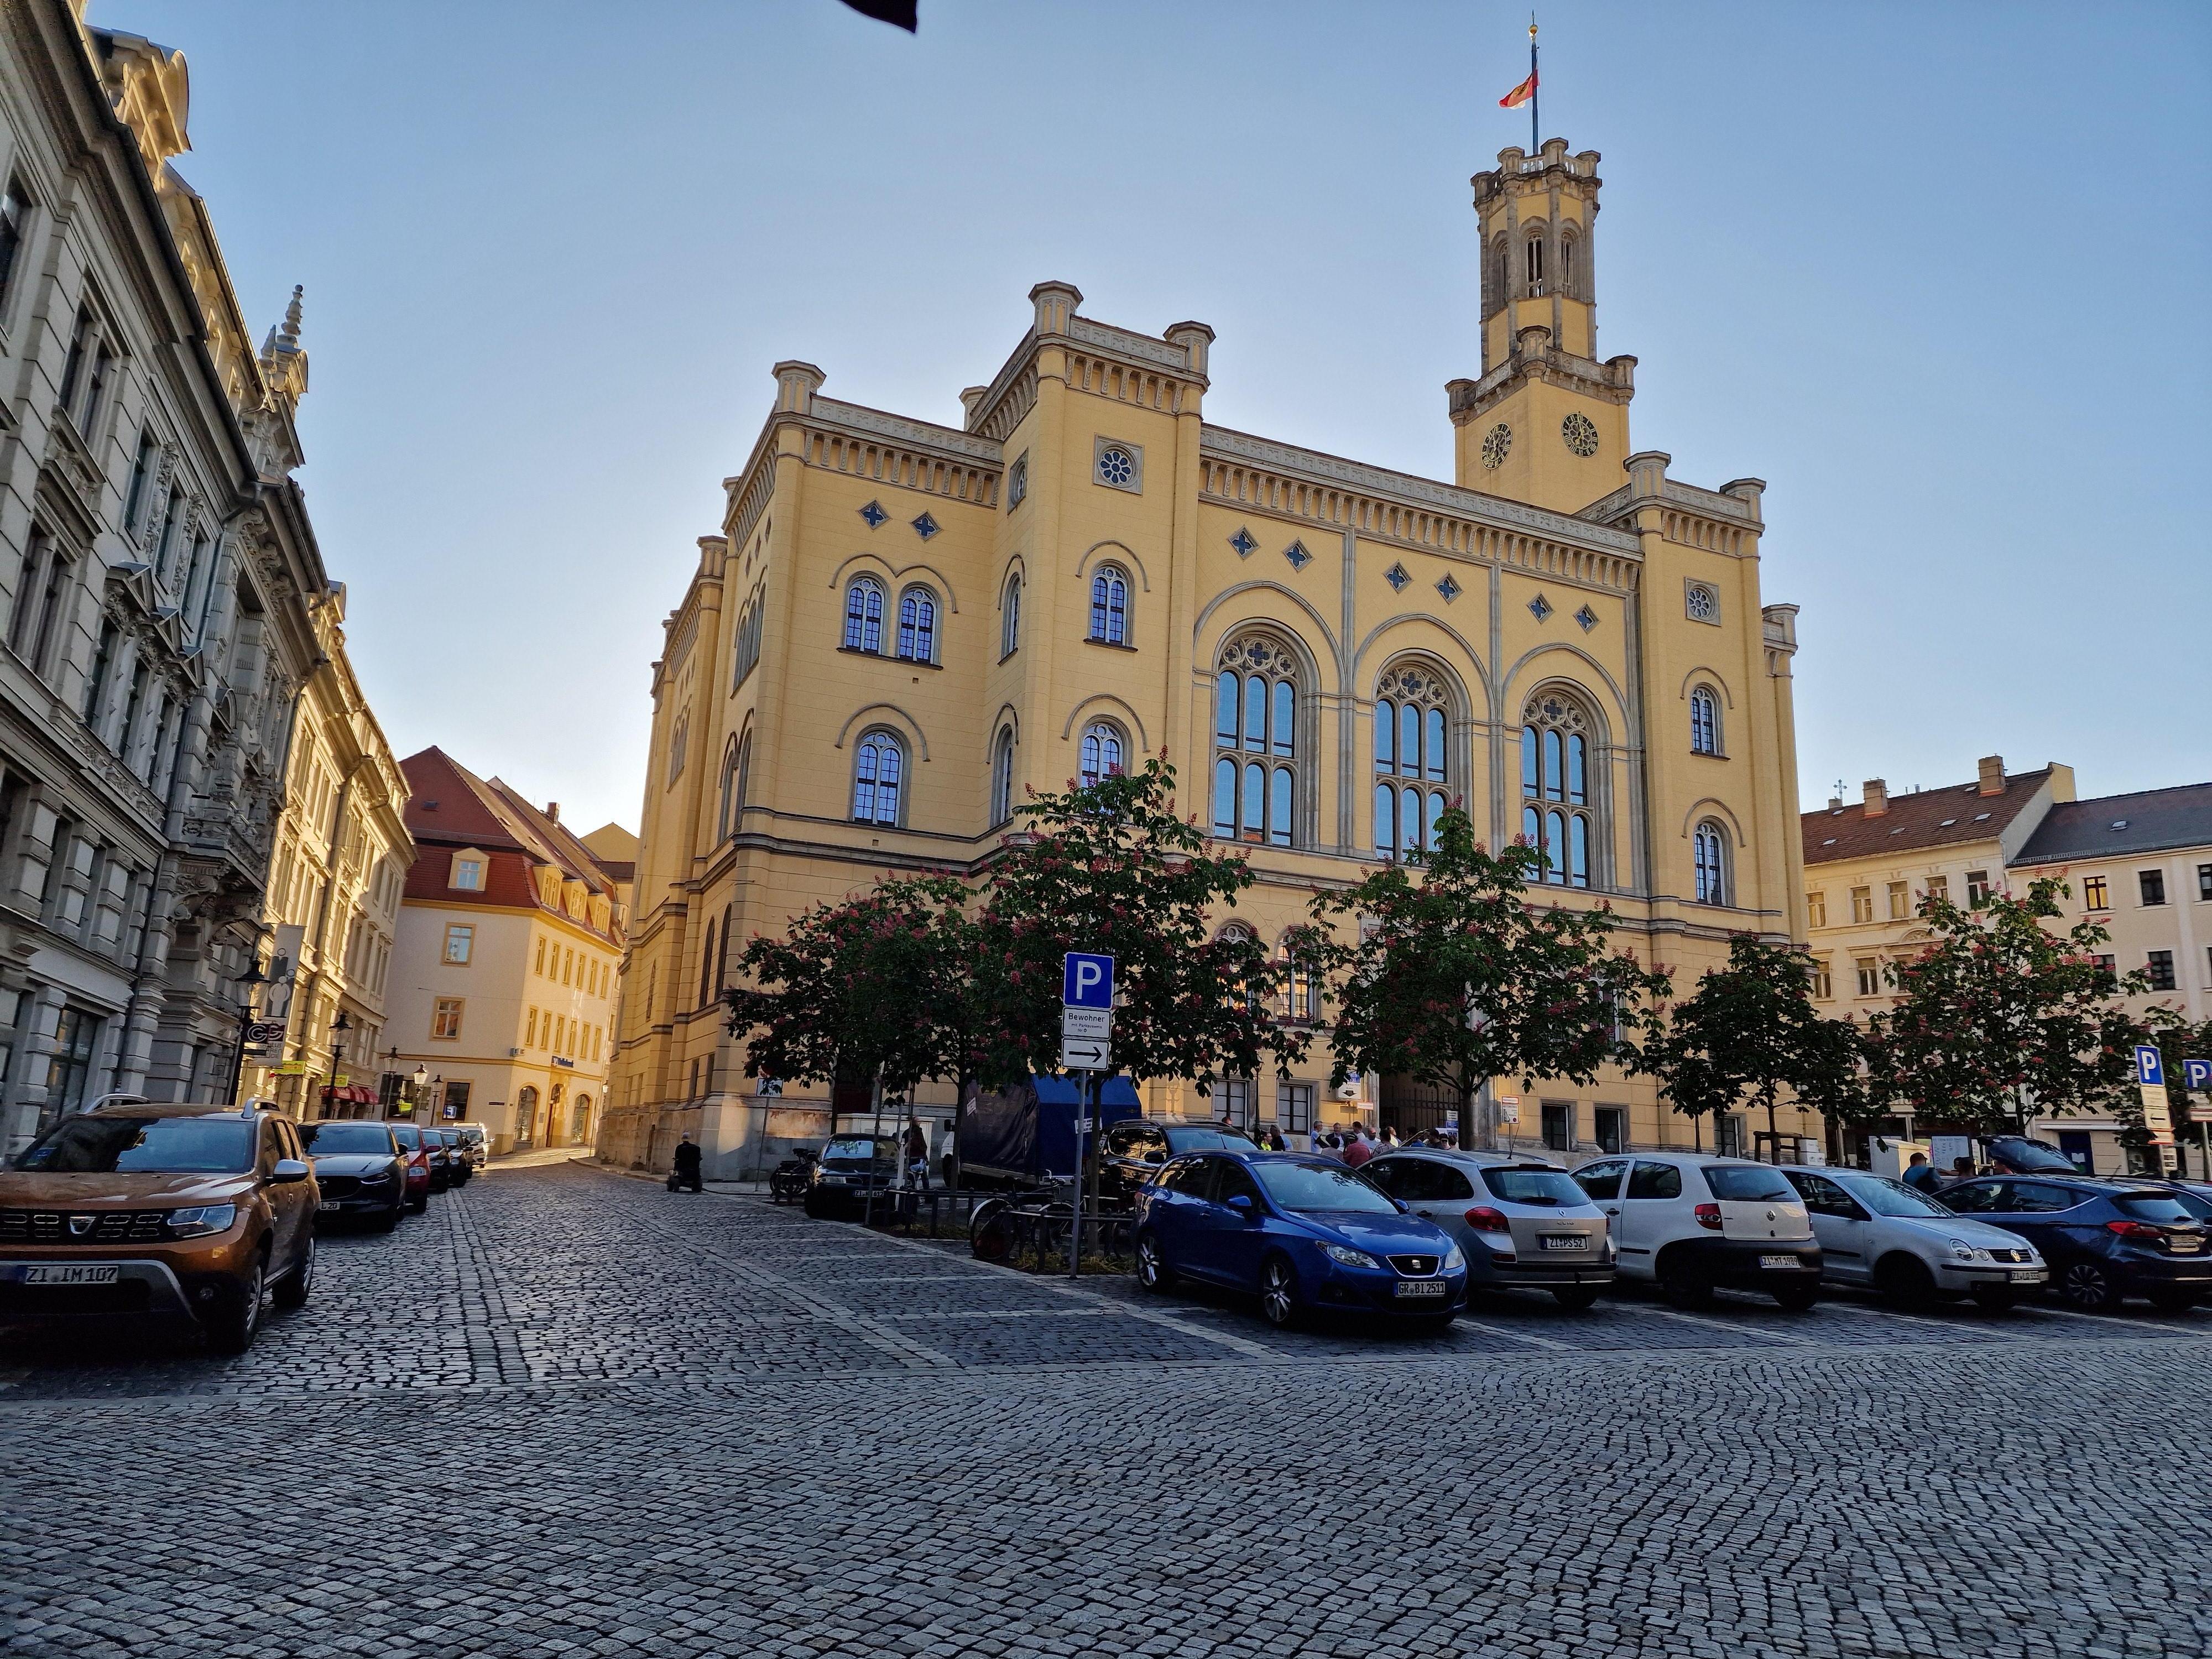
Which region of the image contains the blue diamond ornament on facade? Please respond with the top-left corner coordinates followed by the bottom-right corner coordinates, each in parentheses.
top-left (1229, 527), bottom-right (1258, 559)
top-left (1528, 593), bottom-right (1553, 622)
top-left (911, 512), bottom-right (940, 540)
top-left (1435, 573), bottom-right (1462, 603)
top-left (1384, 563), bottom-right (1411, 593)
top-left (1284, 540), bottom-right (1311, 572)
top-left (1575, 604), bottom-right (1599, 632)
top-left (858, 500), bottom-right (888, 529)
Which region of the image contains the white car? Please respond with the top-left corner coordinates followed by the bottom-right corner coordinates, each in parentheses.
top-left (1779, 1166), bottom-right (2048, 1311)
top-left (1570, 1153), bottom-right (1822, 1310)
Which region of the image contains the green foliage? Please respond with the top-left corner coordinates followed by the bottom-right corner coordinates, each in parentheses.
top-left (1300, 806), bottom-right (1668, 1139)
top-left (1872, 878), bottom-right (2152, 1138)
top-left (969, 755), bottom-right (1307, 1089)
top-left (1645, 933), bottom-right (1865, 1151)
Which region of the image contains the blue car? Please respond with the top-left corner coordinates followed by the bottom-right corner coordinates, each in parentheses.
top-left (1132, 1150), bottom-right (1468, 1330)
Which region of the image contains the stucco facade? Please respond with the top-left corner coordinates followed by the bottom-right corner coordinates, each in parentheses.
top-left (607, 140), bottom-right (1812, 1178)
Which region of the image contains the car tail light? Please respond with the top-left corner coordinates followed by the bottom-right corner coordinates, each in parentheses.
top-left (2106, 1220), bottom-right (2167, 1240)
top-left (1462, 1206), bottom-right (1511, 1233)
top-left (1693, 1203), bottom-right (1723, 1231)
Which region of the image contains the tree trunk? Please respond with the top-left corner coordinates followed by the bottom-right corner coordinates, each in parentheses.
top-left (1459, 1081), bottom-right (1477, 1152)
top-left (1765, 1086), bottom-right (1782, 1165)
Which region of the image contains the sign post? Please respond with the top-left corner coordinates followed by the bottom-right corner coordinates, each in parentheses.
top-left (2184, 1059), bottom-right (2212, 1181)
top-left (1061, 952), bottom-right (1115, 1278)
top-left (2136, 1044), bottom-right (2176, 1171)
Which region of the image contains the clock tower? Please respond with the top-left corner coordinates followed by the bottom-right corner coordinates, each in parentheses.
top-left (1448, 139), bottom-right (1637, 515)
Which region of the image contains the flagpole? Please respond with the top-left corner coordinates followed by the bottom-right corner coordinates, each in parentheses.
top-left (1528, 15), bottom-right (1540, 152)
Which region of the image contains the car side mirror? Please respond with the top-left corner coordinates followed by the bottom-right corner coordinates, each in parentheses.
top-left (1225, 1193), bottom-right (1258, 1219)
top-left (272, 1158), bottom-right (310, 1184)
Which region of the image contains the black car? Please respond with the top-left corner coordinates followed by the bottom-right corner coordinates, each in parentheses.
top-left (421, 1130), bottom-right (454, 1194)
top-left (435, 1129), bottom-right (472, 1186)
top-left (804, 1134), bottom-right (904, 1219)
top-left (1983, 1136), bottom-right (2080, 1175)
top-left (296, 1119), bottom-right (407, 1231)
top-left (1098, 1120), bottom-right (1259, 1207)
top-left (1940, 1177), bottom-right (2212, 1312)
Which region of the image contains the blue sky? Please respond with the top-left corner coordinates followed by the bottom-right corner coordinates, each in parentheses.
top-left (92, 1), bottom-right (2210, 832)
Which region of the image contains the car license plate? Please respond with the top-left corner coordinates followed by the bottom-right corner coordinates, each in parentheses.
top-left (24, 1264), bottom-right (120, 1286)
top-left (2012, 1269), bottom-right (2047, 1282)
top-left (1393, 1280), bottom-right (1447, 1298)
top-left (317, 1200), bottom-right (343, 1212)
top-left (1540, 1235), bottom-right (1583, 1251)
top-left (2171, 1241), bottom-right (2203, 1254)
top-left (1758, 1255), bottom-right (1800, 1270)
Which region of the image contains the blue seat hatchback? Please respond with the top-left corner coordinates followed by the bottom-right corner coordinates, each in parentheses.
top-left (1132, 1151), bottom-right (1468, 1330)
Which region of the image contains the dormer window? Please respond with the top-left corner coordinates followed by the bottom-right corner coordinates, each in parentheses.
top-left (449, 851), bottom-right (486, 891)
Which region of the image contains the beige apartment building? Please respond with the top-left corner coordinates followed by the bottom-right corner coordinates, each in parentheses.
top-left (241, 585), bottom-right (411, 1115)
top-left (386, 747), bottom-right (628, 1153)
top-left (1804, 759), bottom-right (2211, 1173)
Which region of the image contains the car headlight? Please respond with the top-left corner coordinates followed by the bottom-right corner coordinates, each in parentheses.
top-left (167, 1204), bottom-right (237, 1238)
top-left (1322, 1244), bottom-right (1381, 1270)
top-left (1442, 1243), bottom-right (1465, 1272)
top-left (1949, 1239), bottom-right (1992, 1262)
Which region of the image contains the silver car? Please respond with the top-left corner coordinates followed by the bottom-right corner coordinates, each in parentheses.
top-left (1363, 1149), bottom-right (1614, 1310)
top-left (1780, 1166), bottom-right (2048, 1311)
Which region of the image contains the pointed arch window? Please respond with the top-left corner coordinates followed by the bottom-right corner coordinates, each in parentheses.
top-left (1212, 633), bottom-right (1304, 847)
top-left (1373, 662), bottom-right (1454, 859)
top-left (852, 731), bottom-right (905, 826)
top-left (1088, 566), bottom-right (1129, 644)
top-left (1000, 573), bottom-right (1021, 658)
top-left (843, 578), bottom-right (884, 653)
top-left (1280, 937), bottom-right (1318, 1024)
top-left (698, 919), bottom-right (718, 1009)
top-left (1078, 721), bottom-right (1125, 789)
top-left (1520, 691), bottom-right (1600, 888)
top-left (719, 732), bottom-right (750, 840)
top-left (1524, 234), bottom-right (1546, 296)
top-left (990, 727), bottom-right (1015, 826)
top-left (1689, 686), bottom-right (1720, 756)
top-left (896, 586), bottom-right (937, 662)
top-left (1693, 821), bottom-right (1731, 906)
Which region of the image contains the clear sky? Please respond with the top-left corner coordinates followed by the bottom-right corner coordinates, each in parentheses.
top-left (92, 1), bottom-right (2210, 832)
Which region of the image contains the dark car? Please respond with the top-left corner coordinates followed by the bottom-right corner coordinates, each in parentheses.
top-left (0, 1104), bottom-right (319, 1353)
top-left (1984, 1136), bottom-right (2080, 1176)
top-left (804, 1134), bottom-right (904, 1219)
top-left (1941, 1177), bottom-right (2212, 1312)
top-left (296, 1119), bottom-right (406, 1230)
top-left (434, 1129), bottom-right (471, 1186)
top-left (1132, 1151), bottom-right (1468, 1331)
top-left (389, 1123), bottom-right (433, 1212)
top-left (1098, 1119), bottom-right (1260, 1207)
top-left (419, 1129), bottom-right (453, 1194)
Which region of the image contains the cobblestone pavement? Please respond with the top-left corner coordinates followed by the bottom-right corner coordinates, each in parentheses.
top-left (4, 1162), bottom-right (2206, 1658)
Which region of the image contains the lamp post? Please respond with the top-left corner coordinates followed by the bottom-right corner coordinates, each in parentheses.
top-left (381, 1046), bottom-right (400, 1120)
top-left (430, 1073), bottom-right (443, 1125)
top-left (221, 958), bottom-right (270, 1109)
top-left (319, 1009), bottom-right (352, 1121)
top-left (410, 1063), bottom-right (428, 1120)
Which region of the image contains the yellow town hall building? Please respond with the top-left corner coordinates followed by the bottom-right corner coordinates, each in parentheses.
top-left (601, 140), bottom-right (1814, 1177)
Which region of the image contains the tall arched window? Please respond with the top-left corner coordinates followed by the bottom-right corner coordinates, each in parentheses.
top-left (1525, 233), bottom-right (1546, 296)
top-left (1000, 573), bottom-right (1021, 658)
top-left (698, 919), bottom-right (717, 1009)
top-left (1280, 938), bottom-right (1318, 1023)
top-left (1088, 566), bottom-right (1129, 644)
top-left (1689, 686), bottom-right (1720, 756)
top-left (718, 733), bottom-right (749, 840)
top-left (1559, 231), bottom-right (1578, 299)
top-left (1373, 661), bottom-right (1454, 859)
top-left (1520, 690), bottom-right (1599, 888)
top-left (990, 727), bottom-right (1015, 826)
top-left (852, 731), bottom-right (905, 825)
top-left (896, 586), bottom-right (937, 662)
top-left (515, 1086), bottom-right (540, 1148)
top-left (1078, 721), bottom-right (1124, 788)
top-left (843, 578), bottom-right (884, 653)
top-left (1693, 822), bottom-right (1730, 906)
top-left (1211, 633), bottom-right (1302, 847)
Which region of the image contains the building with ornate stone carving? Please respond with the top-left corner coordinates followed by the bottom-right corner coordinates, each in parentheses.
top-left (603, 139), bottom-right (1813, 1177)
top-left (0, 7), bottom-right (358, 1149)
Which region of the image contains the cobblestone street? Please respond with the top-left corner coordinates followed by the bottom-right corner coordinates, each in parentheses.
top-left (4, 1162), bottom-right (2207, 1658)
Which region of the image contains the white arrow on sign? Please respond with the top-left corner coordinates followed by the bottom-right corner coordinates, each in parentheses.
top-left (1061, 1035), bottom-right (1111, 1072)
top-left (1061, 1007), bottom-right (1111, 1040)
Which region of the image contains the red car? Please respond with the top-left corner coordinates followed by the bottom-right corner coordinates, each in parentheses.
top-left (389, 1123), bottom-right (433, 1213)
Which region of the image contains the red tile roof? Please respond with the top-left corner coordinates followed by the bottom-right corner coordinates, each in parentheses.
top-left (398, 747), bottom-right (625, 942)
top-left (1803, 767), bottom-right (2057, 867)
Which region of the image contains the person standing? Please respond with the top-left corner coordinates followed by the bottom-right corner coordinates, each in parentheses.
top-left (1342, 1129), bottom-right (1374, 1169)
top-left (1901, 1151), bottom-right (1937, 1193)
top-left (904, 1116), bottom-right (930, 1191)
top-left (669, 1133), bottom-right (703, 1194)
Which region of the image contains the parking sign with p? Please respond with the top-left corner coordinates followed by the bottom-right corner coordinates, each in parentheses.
top-left (2135, 1045), bottom-right (2164, 1088)
top-left (1062, 951), bottom-right (1115, 1009)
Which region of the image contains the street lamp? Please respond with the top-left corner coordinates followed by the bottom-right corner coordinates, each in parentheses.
top-left (221, 958), bottom-right (270, 1108)
top-left (319, 1009), bottom-right (352, 1121)
top-left (381, 1047), bottom-right (401, 1120)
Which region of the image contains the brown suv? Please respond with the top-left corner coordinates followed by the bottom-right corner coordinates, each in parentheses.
top-left (0, 1103), bottom-right (320, 1353)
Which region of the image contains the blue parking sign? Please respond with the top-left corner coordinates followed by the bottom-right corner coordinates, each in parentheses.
top-left (2185, 1059), bottom-right (2212, 1092)
top-left (1062, 951), bottom-right (1115, 1009)
top-left (2135, 1045), bottom-right (2164, 1088)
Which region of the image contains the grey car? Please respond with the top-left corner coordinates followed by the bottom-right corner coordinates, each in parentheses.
top-left (1780, 1165), bottom-right (2047, 1311)
top-left (1363, 1149), bottom-right (1614, 1310)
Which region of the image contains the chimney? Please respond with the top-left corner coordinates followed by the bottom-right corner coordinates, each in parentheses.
top-left (1862, 779), bottom-right (1888, 818)
top-left (546, 802), bottom-right (560, 823)
top-left (1976, 755), bottom-right (2006, 796)
top-left (1827, 794), bottom-right (1843, 811)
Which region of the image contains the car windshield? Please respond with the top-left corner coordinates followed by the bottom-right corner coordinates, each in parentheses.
top-left (14, 1115), bottom-right (254, 1174)
top-left (1481, 1167), bottom-right (1585, 1206)
top-left (1253, 1160), bottom-right (1399, 1214)
top-left (822, 1138), bottom-right (888, 1164)
top-left (1703, 1166), bottom-right (1796, 1202)
top-left (457, 1128), bottom-right (486, 1143)
top-left (1167, 1128), bottom-right (1258, 1151)
top-left (2115, 1193), bottom-right (2197, 1224)
top-left (299, 1123), bottom-right (397, 1155)
top-left (1989, 1138), bottom-right (2077, 1173)
top-left (1834, 1172), bottom-right (1954, 1218)
top-left (2162, 1188), bottom-right (2212, 1220)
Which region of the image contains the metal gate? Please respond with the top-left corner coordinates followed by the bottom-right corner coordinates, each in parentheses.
top-left (1380, 1077), bottom-right (1457, 1139)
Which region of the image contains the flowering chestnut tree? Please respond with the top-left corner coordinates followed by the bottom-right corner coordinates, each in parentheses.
top-left (1298, 806), bottom-right (1669, 1149)
top-left (969, 755), bottom-right (1308, 1090)
top-left (1872, 878), bottom-right (2151, 1138)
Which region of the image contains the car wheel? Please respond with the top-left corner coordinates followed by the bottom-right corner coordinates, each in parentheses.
top-left (1134, 1232), bottom-right (1175, 1293)
top-left (1967, 1284), bottom-right (2017, 1312)
top-left (206, 1253), bottom-right (267, 1355)
top-left (802, 1190), bottom-right (830, 1220)
top-left (2058, 1260), bottom-right (2119, 1312)
top-left (2147, 1288), bottom-right (2203, 1316)
top-left (1658, 1255), bottom-right (1713, 1308)
top-left (407, 1192), bottom-right (428, 1214)
top-left (1551, 1286), bottom-right (1600, 1312)
top-left (1413, 1310), bottom-right (1457, 1335)
top-left (1874, 1253), bottom-right (1937, 1309)
top-left (1258, 1255), bottom-right (1300, 1329)
top-left (1770, 1281), bottom-right (1819, 1313)
top-left (274, 1234), bottom-right (316, 1310)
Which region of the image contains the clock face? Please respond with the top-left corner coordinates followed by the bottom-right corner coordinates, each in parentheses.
top-left (1562, 412), bottom-right (1599, 457)
top-left (1480, 422), bottom-right (1512, 469)
top-left (1686, 583), bottom-right (1718, 622)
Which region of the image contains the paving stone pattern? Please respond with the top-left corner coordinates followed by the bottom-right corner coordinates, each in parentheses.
top-left (3, 1161), bottom-right (2207, 1658)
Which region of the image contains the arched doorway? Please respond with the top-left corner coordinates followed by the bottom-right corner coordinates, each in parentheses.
top-left (571, 1092), bottom-right (592, 1145)
top-left (545, 1082), bottom-right (566, 1147)
top-left (514, 1086), bottom-right (539, 1149)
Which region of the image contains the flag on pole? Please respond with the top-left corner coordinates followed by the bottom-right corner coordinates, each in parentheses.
top-left (1499, 66), bottom-right (1537, 109)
